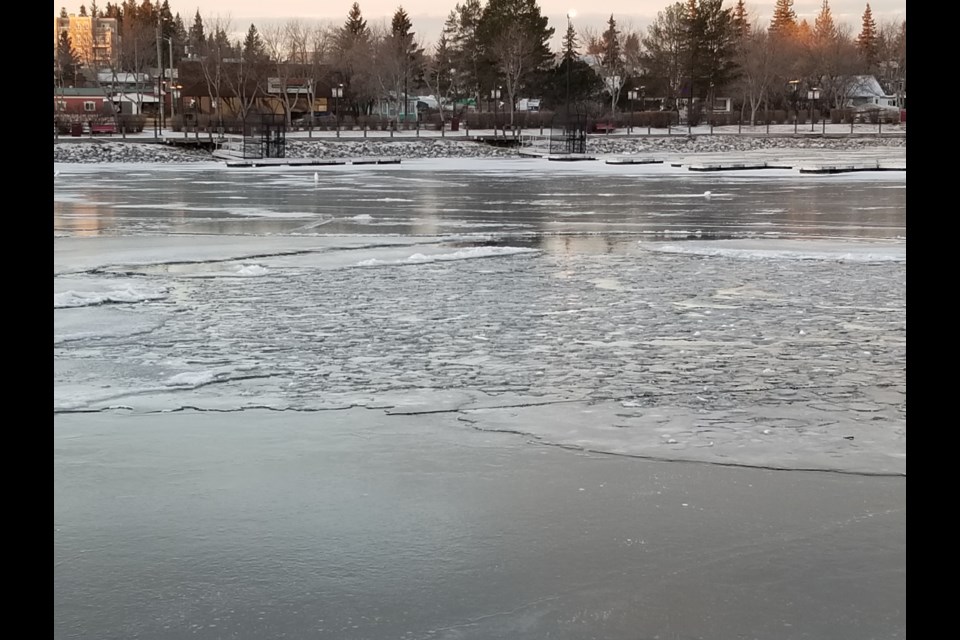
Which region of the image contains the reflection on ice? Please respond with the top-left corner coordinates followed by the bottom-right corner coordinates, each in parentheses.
top-left (355, 246), bottom-right (538, 267)
top-left (646, 238), bottom-right (907, 262)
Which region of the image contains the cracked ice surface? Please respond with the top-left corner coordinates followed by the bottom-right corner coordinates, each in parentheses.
top-left (53, 160), bottom-right (905, 475)
top-left (54, 235), bottom-right (905, 475)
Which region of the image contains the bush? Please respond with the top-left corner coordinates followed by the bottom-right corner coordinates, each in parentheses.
top-left (118, 114), bottom-right (145, 133)
top-left (635, 110), bottom-right (678, 128)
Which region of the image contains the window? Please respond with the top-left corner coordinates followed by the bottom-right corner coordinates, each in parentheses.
top-left (84, 101), bottom-right (96, 112)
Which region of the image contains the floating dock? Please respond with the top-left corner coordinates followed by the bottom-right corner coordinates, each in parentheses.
top-left (605, 157), bottom-right (664, 165)
top-left (687, 161), bottom-right (772, 171)
top-left (798, 161), bottom-right (905, 174)
top-left (221, 156), bottom-right (402, 168)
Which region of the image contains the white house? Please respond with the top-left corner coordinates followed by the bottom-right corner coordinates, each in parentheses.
top-left (842, 75), bottom-right (897, 109)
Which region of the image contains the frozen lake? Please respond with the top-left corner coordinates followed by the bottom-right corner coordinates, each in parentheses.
top-left (54, 158), bottom-right (906, 474)
top-left (54, 157), bottom-right (906, 639)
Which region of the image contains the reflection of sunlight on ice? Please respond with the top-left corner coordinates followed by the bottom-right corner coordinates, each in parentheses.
top-left (645, 239), bottom-right (905, 263)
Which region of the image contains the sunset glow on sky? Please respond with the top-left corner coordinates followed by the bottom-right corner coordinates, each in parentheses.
top-left (54, 1), bottom-right (906, 47)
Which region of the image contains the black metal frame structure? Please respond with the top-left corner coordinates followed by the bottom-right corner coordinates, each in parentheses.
top-left (552, 114), bottom-right (586, 154)
top-left (242, 113), bottom-right (287, 159)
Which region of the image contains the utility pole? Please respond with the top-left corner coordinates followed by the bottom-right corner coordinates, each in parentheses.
top-left (156, 13), bottom-right (163, 134)
top-left (168, 37), bottom-right (174, 121)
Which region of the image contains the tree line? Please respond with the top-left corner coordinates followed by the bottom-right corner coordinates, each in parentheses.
top-left (55, 0), bottom-right (906, 126)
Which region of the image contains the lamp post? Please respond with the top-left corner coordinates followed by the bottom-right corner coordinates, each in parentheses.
top-left (171, 83), bottom-right (181, 131)
top-left (566, 10), bottom-right (575, 133)
top-left (641, 86), bottom-right (648, 134)
top-left (491, 86), bottom-right (501, 139)
top-left (155, 17), bottom-right (162, 137)
top-left (332, 83), bottom-right (343, 138)
top-left (808, 87), bottom-right (820, 132)
top-left (159, 36), bottom-right (175, 132)
top-left (627, 88), bottom-right (638, 134)
top-left (709, 81), bottom-right (714, 134)
top-left (788, 80), bottom-right (799, 134)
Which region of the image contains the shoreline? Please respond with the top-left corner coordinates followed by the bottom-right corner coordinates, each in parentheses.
top-left (53, 131), bottom-right (906, 164)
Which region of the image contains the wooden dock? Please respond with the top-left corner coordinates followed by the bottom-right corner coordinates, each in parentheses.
top-left (605, 157), bottom-right (664, 165)
top-left (221, 156), bottom-right (402, 168)
top-left (798, 161), bottom-right (905, 174)
top-left (687, 161), bottom-right (772, 171)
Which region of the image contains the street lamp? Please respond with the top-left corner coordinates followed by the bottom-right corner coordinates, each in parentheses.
top-left (627, 88), bottom-right (638, 133)
top-left (491, 86), bottom-right (501, 139)
top-left (160, 36), bottom-right (176, 132)
top-left (171, 82), bottom-right (182, 127)
top-left (807, 87), bottom-right (820, 132)
top-left (332, 83), bottom-right (343, 138)
top-left (641, 86), bottom-right (648, 134)
top-left (788, 80), bottom-right (799, 134)
top-left (709, 81), bottom-right (715, 134)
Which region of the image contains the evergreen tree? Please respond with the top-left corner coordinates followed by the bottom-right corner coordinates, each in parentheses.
top-left (856, 3), bottom-right (878, 68)
top-left (562, 19), bottom-right (579, 62)
top-left (391, 4), bottom-right (421, 72)
top-left (188, 10), bottom-right (205, 55)
top-left (428, 28), bottom-right (456, 104)
top-left (683, 0), bottom-right (738, 103)
top-left (476, 0), bottom-right (554, 124)
top-left (642, 2), bottom-right (687, 106)
top-left (242, 24), bottom-right (266, 62)
top-left (60, 7), bottom-right (68, 18)
top-left (79, 5), bottom-right (88, 17)
top-left (90, 0), bottom-right (100, 18)
top-left (344, 2), bottom-right (368, 37)
top-left (732, 0), bottom-right (749, 38)
top-left (172, 13), bottom-right (187, 62)
top-left (390, 5), bottom-right (424, 108)
top-left (447, 0), bottom-right (484, 106)
top-left (768, 0), bottom-right (797, 38)
top-left (814, 0), bottom-right (836, 42)
top-left (600, 15), bottom-right (622, 69)
top-left (546, 57), bottom-right (603, 111)
top-left (795, 19), bottom-right (812, 44)
top-left (599, 15), bottom-right (624, 112)
top-left (391, 6), bottom-right (412, 37)
top-left (476, 0), bottom-right (554, 75)
top-left (57, 30), bottom-right (80, 84)
top-left (623, 31), bottom-right (642, 79)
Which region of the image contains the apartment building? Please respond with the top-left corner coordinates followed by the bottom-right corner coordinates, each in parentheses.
top-left (54, 13), bottom-right (118, 68)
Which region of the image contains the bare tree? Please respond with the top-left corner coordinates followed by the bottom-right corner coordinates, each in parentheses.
top-left (117, 17), bottom-right (158, 117)
top-left (196, 16), bottom-right (234, 129)
top-left (422, 29), bottom-right (456, 124)
top-left (305, 23), bottom-right (334, 126)
top-left (373, 24), bottom-right (408, 125)
top-left (875, 18), bottom-right (905, 104)
top-left (221, 24), bottom-right (268, 123)
top-left (262, 23), bottom-right (300, 124)
top-left (489, 22), bottom-right (537, 126)
top-left (733, 26), bottom-right (784, 125)
top-left (809, 24), bottom-right (860, 110)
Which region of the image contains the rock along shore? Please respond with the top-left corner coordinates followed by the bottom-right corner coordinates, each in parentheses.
top-left (53, 134), bottom-right (906, 164)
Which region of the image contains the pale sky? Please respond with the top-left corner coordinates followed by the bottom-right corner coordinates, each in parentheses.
top-left (55, 1), bottom-right (906, 49)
